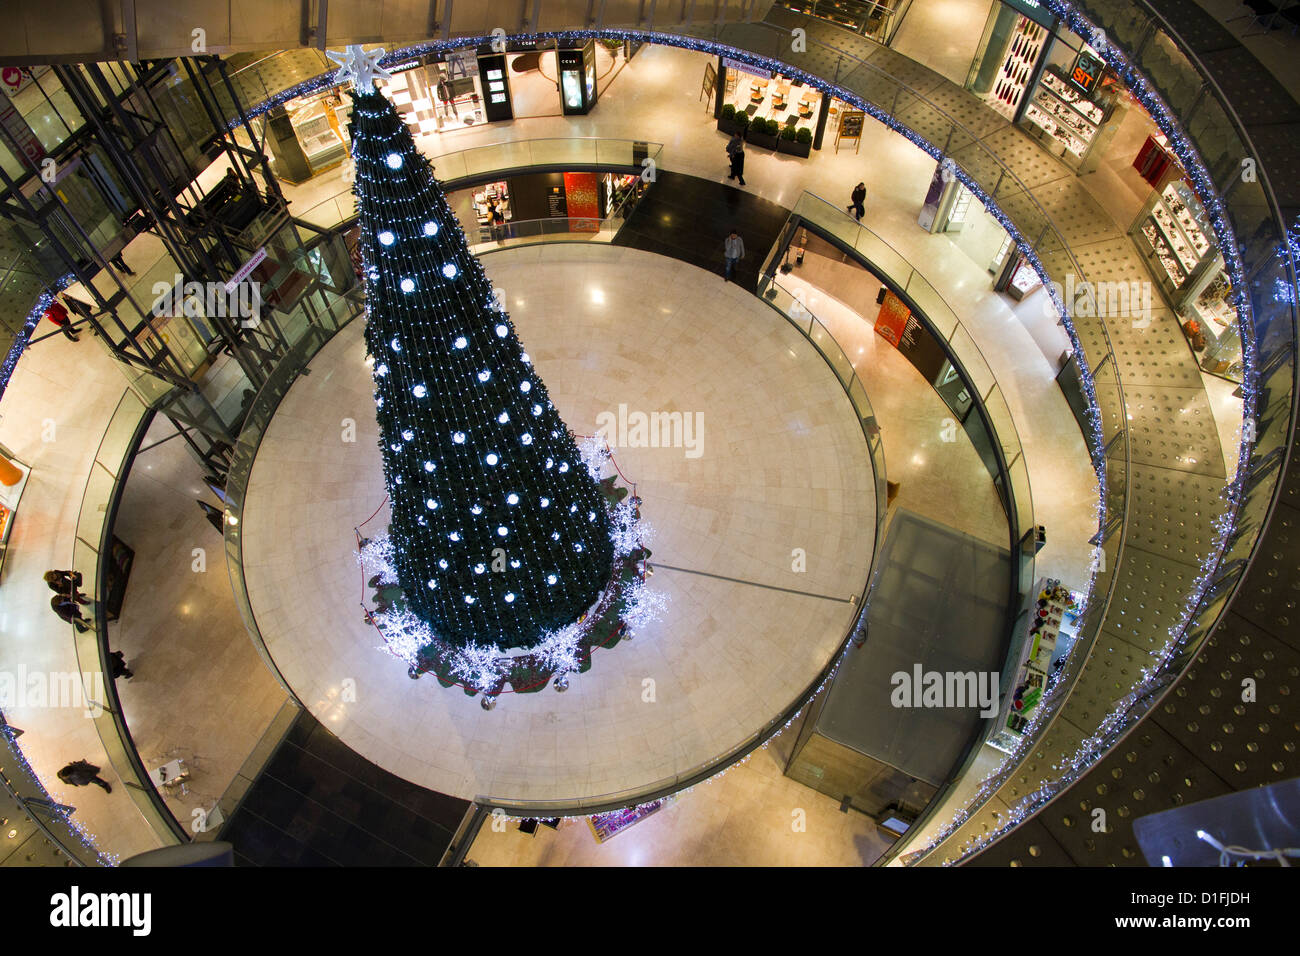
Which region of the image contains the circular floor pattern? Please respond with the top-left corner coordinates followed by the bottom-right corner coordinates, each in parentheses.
top-left (240, 245), bottom-right (875, 806)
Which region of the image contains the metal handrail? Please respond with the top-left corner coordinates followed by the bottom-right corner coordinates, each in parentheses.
top-left (68, 389), bottom-right (189, 851)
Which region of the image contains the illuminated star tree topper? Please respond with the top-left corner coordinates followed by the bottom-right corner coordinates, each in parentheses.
top-left (327, 44), bottom-right (393, 91)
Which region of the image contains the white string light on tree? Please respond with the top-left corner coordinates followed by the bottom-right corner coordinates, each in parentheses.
top-left (344, 47), bottom-right (665, 697)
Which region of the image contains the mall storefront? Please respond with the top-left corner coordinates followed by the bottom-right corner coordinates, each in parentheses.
top-left (255, 39), bottom-right (639, 186)
top-left (444, 170), bottom-right (645, 243)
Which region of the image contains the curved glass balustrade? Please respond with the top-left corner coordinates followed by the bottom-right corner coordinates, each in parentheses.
top-left (219, 226), bottom-right (891, 817)
top-left (781, 192), bottom-right (1036, 573)
top-left (295, 137), bottom-right (662, 230)
top-left (69, 388), bottom-right (187, 850)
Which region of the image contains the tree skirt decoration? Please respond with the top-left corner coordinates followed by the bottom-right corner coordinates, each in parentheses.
top-left (336, 45), bottom-right (666, 695)
top-left (358, 436), bottom-right (664, 698)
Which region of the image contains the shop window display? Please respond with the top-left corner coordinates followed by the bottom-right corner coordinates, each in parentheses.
top-left (1018, 44), bottom-right (1123, 172)
top-left (471, 181), bottom-right (512, 242)
top-left (1133, 178), bottom-right (1242, 382)
top-left (975, 11), bottom-right (1047, 120)
top-left (406, 54), bottom-right (486, 133)
top-left (966, 4), bottom-right (1127, 172)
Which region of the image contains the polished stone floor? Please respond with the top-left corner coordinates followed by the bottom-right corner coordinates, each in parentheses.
top-left (466, 731), bottom-right (893, 866)
top-left (111, 414), bottom-right (289, 826)
top-left (240, 245), bottom-right (875, 803)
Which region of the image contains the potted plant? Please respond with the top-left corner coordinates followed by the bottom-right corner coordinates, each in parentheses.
top-left (778, 123), bottom-right (812, 157)
top-left (718, 103), bottom-right (739, 136)
top-left (734, 111), bottom-right (751, 137)
top-left (747, 116), bottom-right (779, 150)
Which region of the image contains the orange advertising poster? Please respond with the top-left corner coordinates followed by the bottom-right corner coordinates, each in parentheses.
top-left (875, 289), bottom-right (910, 347)
top-left (563, 172), bottom-right (601, 233)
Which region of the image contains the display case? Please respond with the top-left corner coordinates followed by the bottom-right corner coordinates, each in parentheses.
top-left (290, 101), bottom-right (347, 172)
top-left (1137, 180), bottom-right (1211, 293)
top-left (1020, 62), bottom-right (1123, 172)
top-left (1132, 179), bottom-right (1242, 382)
top-left (0, 447), bottom-right (31, 583)
top-left (1022, 68), bottom-right (1101, 157)
top-left (947, 184), bottom-right (974, 227)
top-left (1183, 267), bottom-right (1244, 382)
top-left (1000, 255), bottom-right (1042, 301)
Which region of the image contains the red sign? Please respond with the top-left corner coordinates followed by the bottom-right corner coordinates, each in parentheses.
top-left (0, 68), bottom-right (33, 95)
top-left (562, 172), bottom-right (600, 233)
top-left (874, 289), bottom-right (910, 347)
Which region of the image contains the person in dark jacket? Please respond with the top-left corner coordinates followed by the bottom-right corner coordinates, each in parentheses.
top-left (436, 75), bottom-right (458, 118)
top-left (726, 133), bottom-right (747, 186)
top-left (109, 650), bottom-right (134, 681)
top-left (848, 182), bottom-right (867, 221)
top-left (51, 595), bottom-right (91, 633)
top-left (44, 570), bottom-right (89, 603)
top-left (57, 759), bottom-right (112, 793)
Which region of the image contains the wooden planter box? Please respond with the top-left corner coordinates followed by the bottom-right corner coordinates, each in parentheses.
top-left (778, 136), bottom-right (812, 157)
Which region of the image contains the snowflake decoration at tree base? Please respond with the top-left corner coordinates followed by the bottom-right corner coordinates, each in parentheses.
top-left (357, 437), bottom-right (665, 702)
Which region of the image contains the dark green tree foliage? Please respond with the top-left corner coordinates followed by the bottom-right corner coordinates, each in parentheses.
top-left (350, 89), bottom-right (614, 649)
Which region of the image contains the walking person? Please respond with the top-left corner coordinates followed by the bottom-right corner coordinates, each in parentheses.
top-left (723, 229), bottom-right (745, 282)
top-left (42, 298), bottom-right (80, 342)
top-left (108, 650), bottom-right (134, 681)
top-left (488, 200), bottom-right (506, 244)
top-left (51, 594), bottom-right (91, 633)
top-left (57, 759), bottom-right (112, 793)
top-left (61, 296), bottom-right (101, 337)
top-left (848, 182), bottom-right (867, 221)
top-left (726, 133), bottom-right (747, 186)
top-left (44, 569), bottom-right (90, 604)
top-left (109, 252), bottom-right (136, 276)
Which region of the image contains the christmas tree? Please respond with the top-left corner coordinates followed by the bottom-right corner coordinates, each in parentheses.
top-left (346, 64), bottom-right (615, 652)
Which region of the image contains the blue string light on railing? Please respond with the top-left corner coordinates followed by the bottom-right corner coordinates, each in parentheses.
top-left (0, 276), bottom-right (75, 401)
top-left (0, 722), bottom-right (117, 866)
top-left (901, 1), bottom-right (1300, 864)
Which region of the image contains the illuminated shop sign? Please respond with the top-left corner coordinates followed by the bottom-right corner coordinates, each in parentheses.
top-left (722, 57), bottom-right (772, 80)
top-left (1069, 51), bottom-right (1103, 95)
top-left (1000, 0), bottom-right (1057, 28)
